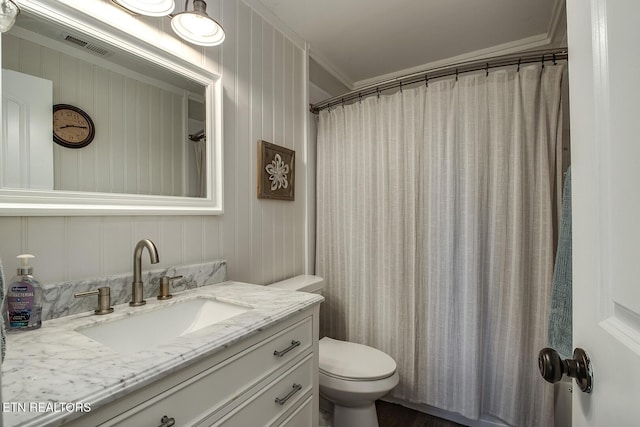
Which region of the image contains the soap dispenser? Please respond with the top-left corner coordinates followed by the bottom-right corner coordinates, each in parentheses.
top-left (4, 254), bottom-right (43, 332)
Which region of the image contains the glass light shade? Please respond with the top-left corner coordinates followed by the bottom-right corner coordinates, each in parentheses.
top-left (0, 0), bottom-right (19, 33)
top-left (113, 0), bottom-right (175, 17)
top-left (171, 1), bottom-right (225, 47)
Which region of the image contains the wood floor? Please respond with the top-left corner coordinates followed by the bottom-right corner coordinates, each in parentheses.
top-left (376, 400), bottom-right (468, 427)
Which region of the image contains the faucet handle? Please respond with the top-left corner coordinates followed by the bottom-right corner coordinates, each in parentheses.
top-left (74, 287), bottom-right (114, 315)
top-left (157, 275), bottom-right (183, 300)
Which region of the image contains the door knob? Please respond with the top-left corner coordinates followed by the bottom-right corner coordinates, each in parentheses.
top-left (538, 347), bottom-right (593, 393)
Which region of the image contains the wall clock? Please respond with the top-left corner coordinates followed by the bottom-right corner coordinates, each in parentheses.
top-left (52, 104), bottom-right (96, 148)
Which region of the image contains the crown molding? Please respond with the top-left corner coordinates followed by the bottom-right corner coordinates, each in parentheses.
top-left (238, 1), bottom-right (567, 93)
top-left (240, 0), bottom-right (306, 50)
top-left (547, 0), bottom-right (568, 46)
top-left (352, 33), bottom-right (551, 89)
top-left (237, 2), bottom-right (354, 88)
top-left (309, 48), bottom-right (355, 90)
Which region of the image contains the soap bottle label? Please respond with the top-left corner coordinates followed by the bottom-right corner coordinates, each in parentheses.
top-left (7, 282), bottom-right (36, 328)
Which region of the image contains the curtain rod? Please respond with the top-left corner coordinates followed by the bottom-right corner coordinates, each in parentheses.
top-left (310, 47), bottom-right (568, 114)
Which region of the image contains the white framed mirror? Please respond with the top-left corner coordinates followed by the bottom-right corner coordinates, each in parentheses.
top-left (0, 0), bottom-right (223, 215)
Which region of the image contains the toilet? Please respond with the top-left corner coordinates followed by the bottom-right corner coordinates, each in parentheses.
top-left (269, 275), bottom-right (399, 427)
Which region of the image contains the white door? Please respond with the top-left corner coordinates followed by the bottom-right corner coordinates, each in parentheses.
top-left (1, 69), bottom-right (54, 190)
top-left (567, 0), bottom-right (640, 424)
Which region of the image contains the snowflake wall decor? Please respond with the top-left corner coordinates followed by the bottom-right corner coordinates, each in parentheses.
top-left (258, 140), bottom-right (295, 200)
top-left (265, 154), bottom-right (289, 190)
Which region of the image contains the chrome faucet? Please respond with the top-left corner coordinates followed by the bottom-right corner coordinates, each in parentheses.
top-left (130, 239), bottom-right (159, 306)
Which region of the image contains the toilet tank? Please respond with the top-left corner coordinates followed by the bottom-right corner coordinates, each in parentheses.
top-left (269, 275), bottom-right (325, 294)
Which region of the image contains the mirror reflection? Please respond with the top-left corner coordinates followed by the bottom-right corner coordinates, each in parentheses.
top-left (1, 12), bottom-right (207, 198)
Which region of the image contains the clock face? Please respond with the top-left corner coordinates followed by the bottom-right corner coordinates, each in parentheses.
top-left (53, 104), bottom-right (95, 148)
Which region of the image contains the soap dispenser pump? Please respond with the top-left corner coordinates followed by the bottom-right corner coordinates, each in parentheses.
top-left (4, 254), bottom-right (43, 332)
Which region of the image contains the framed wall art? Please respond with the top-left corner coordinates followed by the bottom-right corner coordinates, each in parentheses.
top-left (258, 140), bottom-right (295, 201)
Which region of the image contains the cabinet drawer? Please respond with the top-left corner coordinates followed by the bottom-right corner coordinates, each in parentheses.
top-left (277, 395), bottom-right (314, 427)
top-left (102, 317), bottom-right (313, 426)
top-left (213, 355), bottom-right (313, 427)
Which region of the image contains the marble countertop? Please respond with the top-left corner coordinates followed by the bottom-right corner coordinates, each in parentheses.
top-left (1, 281), bottom-right (323, 427)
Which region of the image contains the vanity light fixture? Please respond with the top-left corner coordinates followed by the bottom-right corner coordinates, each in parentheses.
top-left (112, 0), bottom-right (224, 47)
top-left (112, 0), bottom-right (176, 17)
top-left (0, 0), bottom-right (19, 33)
top-left (171, 0), bottom-right (225, 47)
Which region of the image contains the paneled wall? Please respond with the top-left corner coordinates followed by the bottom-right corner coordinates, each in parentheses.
top-left (3, 34), bottom-right (193, 197)
top-left (0, 0), bottom-right (308, 285)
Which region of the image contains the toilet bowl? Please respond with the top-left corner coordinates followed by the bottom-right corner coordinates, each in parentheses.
top-left (269, 275), bottom-right (399, 427)
top-left (318, 337), bottom-right (399, 427)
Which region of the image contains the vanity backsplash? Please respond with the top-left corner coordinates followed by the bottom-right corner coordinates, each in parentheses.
top-left (40, 260), bottom-right (227, 321)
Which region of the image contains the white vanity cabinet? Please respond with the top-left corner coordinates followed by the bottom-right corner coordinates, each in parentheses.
top-left (65, 307), bottom-right (320, 427)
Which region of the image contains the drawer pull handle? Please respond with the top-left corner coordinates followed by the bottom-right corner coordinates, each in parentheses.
top-left (158, 415), bottom-right (175, 427)
top-left (275, 383), bottom-right (302, 406)
top-left (273, 340), bottom-right (301, 357)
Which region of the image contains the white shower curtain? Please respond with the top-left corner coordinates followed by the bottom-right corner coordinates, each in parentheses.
top-left (316, 64), bottom-right (564, 427)
top-left (193, 139), bottom-right (206, 197)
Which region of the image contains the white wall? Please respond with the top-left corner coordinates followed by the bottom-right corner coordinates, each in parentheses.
top-left (0, 0), bottom-right (308, 286)
top-left (306, 83), bottom-right (332, 274)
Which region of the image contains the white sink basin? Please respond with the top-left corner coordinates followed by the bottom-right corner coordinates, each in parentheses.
top-left (77, 298), bottom-right (251, 353)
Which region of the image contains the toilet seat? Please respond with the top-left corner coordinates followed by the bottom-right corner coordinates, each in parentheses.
top-left (319, 337), bottom-right (396, 381)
